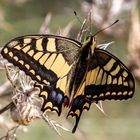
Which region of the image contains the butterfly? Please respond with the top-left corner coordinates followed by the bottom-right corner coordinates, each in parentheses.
top-left (1, 34), bottom-right (135, 133)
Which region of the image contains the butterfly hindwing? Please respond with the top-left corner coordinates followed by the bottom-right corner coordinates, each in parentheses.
top-left (84, 49), bottom-right (135, 102)
top-left (36, 84), bottom-right (69, 115)
top-left (67, 95), bottom-right (91, 133)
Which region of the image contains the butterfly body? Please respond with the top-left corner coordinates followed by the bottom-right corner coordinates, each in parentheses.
top-left (1, 34), bottom-right (135, 133)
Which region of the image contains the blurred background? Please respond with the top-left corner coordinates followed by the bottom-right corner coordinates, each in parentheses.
top-left (0, 0), bottom-right (140, 140)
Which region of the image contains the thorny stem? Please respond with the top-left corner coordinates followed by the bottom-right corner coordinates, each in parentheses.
top-left (41, 112), bottom-right (70, 136)
top-left (0, 102), bottom-right (15, 114)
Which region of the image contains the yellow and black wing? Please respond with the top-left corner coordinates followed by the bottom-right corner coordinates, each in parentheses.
top-left (85, 49), bottom-right (135, 101)
top-left (67, 48), bottom-right (135, 133)
top-left (1, 35), bottom-right (81, 115)
top-left (1, 35), bottom-right (81, 85)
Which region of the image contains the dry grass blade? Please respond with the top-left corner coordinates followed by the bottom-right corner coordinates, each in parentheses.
top-left (39, 13), bottom-right (52, 34)
top-left (58, 20), bottom-right (74, 37)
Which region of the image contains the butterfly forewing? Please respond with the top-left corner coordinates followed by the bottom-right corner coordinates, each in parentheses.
top-left (1, 35), bottom-right (81, 85)
top-left (85, 49), bottom-right (135, 102)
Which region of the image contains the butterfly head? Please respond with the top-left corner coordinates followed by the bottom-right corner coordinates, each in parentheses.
top-left (90, 36), bottom-right (96, 54)
top-left (82, 35), bottom-right (96, 55)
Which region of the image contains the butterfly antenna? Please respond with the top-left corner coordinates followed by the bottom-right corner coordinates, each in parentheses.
top-left (93, 20), bottom-right (119, 37)
top-left (74, 11), bottom-right (83, 25)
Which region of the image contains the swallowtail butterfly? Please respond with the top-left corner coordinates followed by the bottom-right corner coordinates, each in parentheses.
top-left (1, 34), bottom-right (135, 132)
